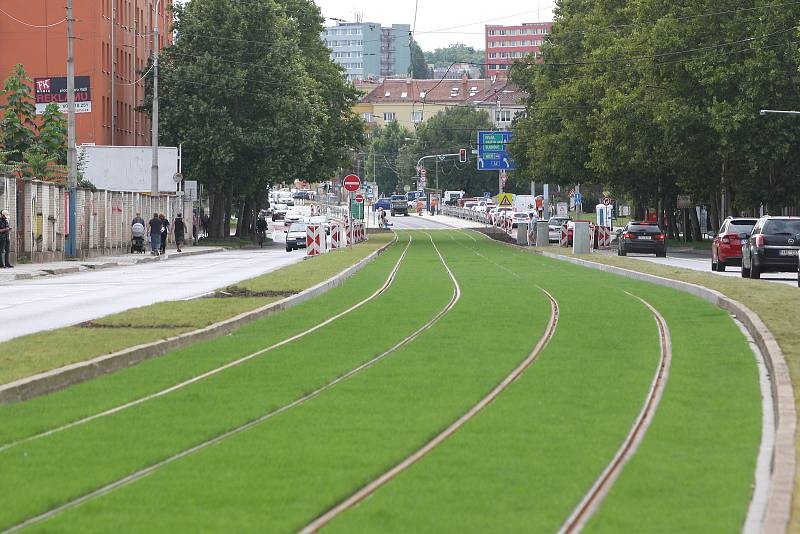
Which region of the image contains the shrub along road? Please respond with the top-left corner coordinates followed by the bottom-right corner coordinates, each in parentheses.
top-left (0, 231), bottom-right (762, 533)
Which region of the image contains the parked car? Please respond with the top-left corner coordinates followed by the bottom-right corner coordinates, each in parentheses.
top-left (548, 217), bottom-right (571, 243)
top-left (617, 222), bottom-right (667, 256)
top-left (285, 222), bottom-right (308, 252)
top-left (511, 211), bottom-right (532, 228)
top-left (372, 198), bottom-right (391, 212)
top-left (292, 190), bottom-right (311, 200)
top-left (741, 216), bottom-right (800, 279)
top-left (711, 217), bottom-right (758, 272)
top-left (284, 211), bottom-right (303, 224)
top-left (390, 194), bottom-right (408, 216)
top-left (271, 203), bottom-right (288, 221)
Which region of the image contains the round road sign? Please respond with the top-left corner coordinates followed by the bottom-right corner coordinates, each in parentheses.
top-left (602, 197), bottom-right (613, 206)
top-left (354, 193), bottom-right (365, 204)
top-left (343, 174), bottom-right (361, 192)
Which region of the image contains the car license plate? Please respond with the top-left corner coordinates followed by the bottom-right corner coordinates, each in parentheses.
top-left (779, 249), bottom-right (799, 256)
top-left (638, 236), bottom-right (651, 240)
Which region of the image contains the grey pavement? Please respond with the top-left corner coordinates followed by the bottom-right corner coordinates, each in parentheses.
top-left (1, 245), bottom-right (306, 343)
top-left (0, 247), bottom-right (223, 283)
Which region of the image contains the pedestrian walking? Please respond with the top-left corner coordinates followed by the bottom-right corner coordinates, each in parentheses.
top-left (159, 213), bottom-right (169, 255)
top-left (148, 212), bottom-right (162, 255)
top-left (201, 213), bottom-right (209, 237)
top-left (173, 213), bottom-right (187, 252)
top-left (192, 211), bottom-right (199, 244)
top-left (0, 209), bottom-right (13, 268)
top-left (131, 212), bottom-right (145, 227)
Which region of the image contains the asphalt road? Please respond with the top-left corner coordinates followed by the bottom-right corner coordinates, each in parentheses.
top-left (599, 248), bottom-right (798, 286)
top-left (384, 213), bottom-right (456, 230)
top-left (0, 248), bottom-right (304, 343)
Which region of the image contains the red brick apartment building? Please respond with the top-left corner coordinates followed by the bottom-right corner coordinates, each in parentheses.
top-left (0, 0), bottom-right (172, 146)
top-left (485, 21), bottom-right (553, 78)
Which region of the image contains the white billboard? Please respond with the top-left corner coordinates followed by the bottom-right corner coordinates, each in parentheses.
top-left (78, 145), bottom-right (179, 193)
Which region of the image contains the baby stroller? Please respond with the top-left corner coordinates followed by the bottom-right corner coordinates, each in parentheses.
top-left (131, 222), bottom-right (146, 253)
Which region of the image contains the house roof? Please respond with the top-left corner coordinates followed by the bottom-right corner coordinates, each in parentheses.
top-left (470, 80), bottom-right (529, 107)
top-left (360, 77), bottom-right (494, 105)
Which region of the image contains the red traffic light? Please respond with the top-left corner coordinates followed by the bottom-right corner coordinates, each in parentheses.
top-left (459, 148), bottom-right (467, 163)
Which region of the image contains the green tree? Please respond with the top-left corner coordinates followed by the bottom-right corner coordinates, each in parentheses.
top-left (0, 64), bottom-right (37, 160)
top-left (146, 0), bottom-right (361, 238)
top-left (409, 40), bottom-right (430, 79)
top-left (37, 102), bottom-right (67, 164)
top-left (407, 106), bottom-right (495, 195)
top-left (366, 121), bottom-right (414, 195)
top-left (424, 43), bottom-right (484, 68)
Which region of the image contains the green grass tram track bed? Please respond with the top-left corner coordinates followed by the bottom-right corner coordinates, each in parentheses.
top-left (1, 231), bottom-right (761, 532)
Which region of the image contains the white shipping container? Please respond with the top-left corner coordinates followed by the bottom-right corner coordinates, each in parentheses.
top-left (78, 145), bottom-right (180, 193)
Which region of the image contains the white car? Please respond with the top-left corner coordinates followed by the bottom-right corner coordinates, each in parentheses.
top-left (463, 202), bottom-right (478, 210)
top-left (284, 211), bottom-right (303, 224)
top-left (511, 211), bottom-right (533, 228)
top-left (285, 222), bottom-right (308, 251)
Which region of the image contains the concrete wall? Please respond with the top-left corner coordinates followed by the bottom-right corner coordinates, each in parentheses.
top-left (0, 176), bottom-right (192, 263)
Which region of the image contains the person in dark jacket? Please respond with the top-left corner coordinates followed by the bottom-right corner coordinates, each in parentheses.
top-left (173, 213), bottom-right (187, 252)
top-left (148, 213), bottom-right (162, 255)
top-left (159, 213), bottom-right (169, 254)
top-left (0, 209), bottom-right (13, 268)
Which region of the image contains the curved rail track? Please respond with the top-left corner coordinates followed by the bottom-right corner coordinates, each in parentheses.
top-left (558, 292), bottom-right (672, 533)
top-left (300, 285), bottom-right (559, 533)
top-left (0, 236), bottom-right (415, 454)
top-left (3, 234), bottom-right (461, 533)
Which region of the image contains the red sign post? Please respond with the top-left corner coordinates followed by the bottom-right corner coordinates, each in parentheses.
top-left (343, 174), bottom-right (361, 192)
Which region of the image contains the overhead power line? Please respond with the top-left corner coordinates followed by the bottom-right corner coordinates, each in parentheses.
top-left (0, 7), bottom-right (65, 28)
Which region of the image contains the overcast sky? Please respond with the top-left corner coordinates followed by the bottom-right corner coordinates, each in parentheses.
top-left (313, 0), bottom-right (555, 50)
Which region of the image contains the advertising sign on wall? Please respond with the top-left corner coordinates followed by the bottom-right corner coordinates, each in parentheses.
top-left (34, 76), bottom-right (92, 114)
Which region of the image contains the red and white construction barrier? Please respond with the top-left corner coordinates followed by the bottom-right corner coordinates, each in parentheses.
top-left (330, 222), bottom-right (341, 249)
top-left (594, 225), bottom-right (612, 248)
top-left (560, 224), bottom-right (569, 247)
top-left (306, 224), bottom-right (323, 256)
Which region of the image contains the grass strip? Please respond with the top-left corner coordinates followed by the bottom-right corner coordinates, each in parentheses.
top-left (0, 234), bottom-right (404, 447)
top-left (29, 231), bottom-right (554, 532)
top-left (0, 233), bottom-right (393, 385)
top-left (327, 232), bottom-right (662, 532)
top-left (0, 234), bottom-right (453, 530)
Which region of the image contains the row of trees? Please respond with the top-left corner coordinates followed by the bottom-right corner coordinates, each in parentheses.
top-left (0, 64), bottom-right (68, 179)
top-left (365, 106), bottom-right (501, 196)
top-left (510, 0), bottom-right (800, 235)
top-left (148, 0), bottom-right (364, 238)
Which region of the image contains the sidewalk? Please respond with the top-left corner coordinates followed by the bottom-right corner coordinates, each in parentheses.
top-left (0, 246), bottom-right (225, 283)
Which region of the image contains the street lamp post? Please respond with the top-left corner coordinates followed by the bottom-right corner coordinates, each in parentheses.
top-left (151, 0), bottom-right (162, 196)
top-left (65, 0), bottom-right (78, 257)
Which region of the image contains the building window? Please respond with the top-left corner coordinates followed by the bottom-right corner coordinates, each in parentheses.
top-left (383, 112), bottom-right (396, 122)
top-left (362, 112), bottom-right (373, 123)
top-left (496, 110), bottom-right (512, 122)
top-left (412, 111), bottom-right (423, 123)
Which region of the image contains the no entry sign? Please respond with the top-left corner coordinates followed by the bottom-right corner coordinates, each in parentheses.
top-left (343, 174), bottom-right (361, 192)
top-left (354, 193), bottom-right (365, 203)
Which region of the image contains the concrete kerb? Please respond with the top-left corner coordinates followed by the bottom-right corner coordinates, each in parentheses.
top-left (0, 236), bottom-right (398, 405)
top-left (476, 232), bottom-right (793, 534)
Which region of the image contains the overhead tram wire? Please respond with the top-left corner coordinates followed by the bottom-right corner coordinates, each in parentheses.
top-left (0, 7), bottom-right (66, 28)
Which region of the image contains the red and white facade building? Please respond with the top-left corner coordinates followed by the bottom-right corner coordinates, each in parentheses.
top-left (485, 21), bottom-right (553, 78)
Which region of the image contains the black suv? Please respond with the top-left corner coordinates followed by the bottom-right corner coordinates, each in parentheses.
top-left (741, 216), bottom-right (800, 279)
top-left (617, 222), bottom-right (667, 257)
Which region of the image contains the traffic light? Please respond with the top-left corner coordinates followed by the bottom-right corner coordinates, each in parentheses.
top-left (459, 148), bottom-right (467, 163)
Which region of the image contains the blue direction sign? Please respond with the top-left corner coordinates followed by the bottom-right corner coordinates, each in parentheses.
top-left (477, 131), bottom-right (517, 171)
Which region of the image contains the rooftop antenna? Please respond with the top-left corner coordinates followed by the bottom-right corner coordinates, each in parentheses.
top-left (354, 11), bottom-right (363, 23)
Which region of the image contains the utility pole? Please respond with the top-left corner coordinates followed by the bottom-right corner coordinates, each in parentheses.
top-left (111, 5), bottom-right (116, 145)
top-left (150, 0), bottom-right (161, 196)
top-left (65, 0), bottom-right (78, 257)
